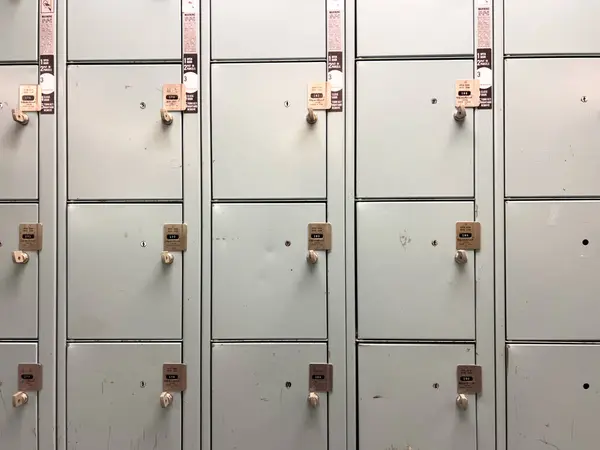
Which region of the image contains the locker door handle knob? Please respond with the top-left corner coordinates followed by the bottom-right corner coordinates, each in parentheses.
top-left (160, 109), bottom-right (174, 125)
top-left (12, 251), bottom-right (29, 264)
top-left (456, 394), bottom-right (468, 410)
top-left (307, 392), bottom-right (320, 408)
top-left (453, 106), bottom-right (467, 122)
top-left (161, 251), bottom-right (174, 265)
top-left (160, 392), bottom-right (173, 408)
top-left (306, 250), bottom-right (319, 264)
top-left (12, 109), bottom-right (29, 125)
top-left (306, 108), bottom-right (318, 125)
top-left (454, 250), bottom-right (468, 264)
top-left (12, 391), bottom-right (28, 408)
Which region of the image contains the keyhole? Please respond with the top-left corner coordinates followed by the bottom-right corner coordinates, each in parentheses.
top-left (582, 239), bottom-right (589, 246)
top-left (285, 240), bottom-right (291, 247)
top-left (432, 383), bottom-right (440, 389)
top-left (139, 102), bottom-right (146, 109)
top-left (284, 101), bottom-right (290, 108)
top-left (140, 381), bottom-right (146, 388)
top-left (431, 240), bottom-right (438, 247)
top-left (140, 241), bottom-right (147, 248)
top-left (581, 96), bottom-right (588, 103)
top-left (285, 381), bottom-right (292, 389)
top-left (431, 98), bottom-right (438, 104)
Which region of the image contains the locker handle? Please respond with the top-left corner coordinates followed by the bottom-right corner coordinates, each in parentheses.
top-left (306, 250), bottom-right (319, 264)
top-left (11, 109), bottom-right (29, 126)
top-left (306, 108), bottom-right (318, 125)
top-left (453, 106), bottom-right (467, 122)
top-left (161, 251), bottom-right (175, 265)
top-left (307, 392), bottom-right (319, 408)
top-left (454, 250), bottom-right (468, 264)
top-left (456, 394), bottom-right (468, 410)
top-left (160, 109), bottom-right (174, 125)
top-left (12, 391), bottom-right (28, 408)
top-left (12, 251), bottom-right (29, 265)
top-left (160, 392), bottom-right (173, 408)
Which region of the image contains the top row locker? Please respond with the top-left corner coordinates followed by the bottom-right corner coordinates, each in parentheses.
top-left (0, 0), bottom-right (38, 62)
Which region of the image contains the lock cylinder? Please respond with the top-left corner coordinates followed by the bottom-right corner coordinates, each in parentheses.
top-left (307, 391), bottom-right (319, 408)
top-left (160, 391), bottom-right (173, 408)
top-left (453, 106), bottom-right (467, 122)
top-left (12, 391), bottom-right (28, 408)
top-left (11, 109), bottom-right (29, 125)
top-left (12, 251), bottom-right (29, 264)
top-left (306, 108), bottom-right (318, 125)
top-left (160, 108), bottom-right (174, 125)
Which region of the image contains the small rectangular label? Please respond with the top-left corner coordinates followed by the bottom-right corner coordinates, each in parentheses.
top-left (308, 82), bottom-right (331, 110)
top-left (39, 0), bottom-right (55, 114)
top-left (456, 221), bottom-right (481, 250)
top-left (163, 84), bottom-right (186, 111)
top-left (457, 364), bottom-right (482, 394)
top-left (163, 363), bottom-right (187, 392)
top-left (183, 9), bottom-right (198, 113)
top-left (327, 2), bottom-right (343, 112)
top-left (308, 222), bottom-right (332, 251)
top-left (309, 363), bottom-right (333, 393)
top-left (19, 85), bottom-right (42, 112)
top-left (18, 363), bottom-right (43, 391)
top-left (476, 1), bottom-right (492, 109)
top-left (455, 80), bottom-right (481, 108)
top-left (163, 223), bottom-right (188, 252)
top-left (19, 223), bottom-right (43, 251)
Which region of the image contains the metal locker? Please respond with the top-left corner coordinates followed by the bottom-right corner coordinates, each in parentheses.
top-left (212, 62), bottom-right (327, 200)
top-left (358, 344), bottom-right (476, 450)
top-left (357, 0), bottom-right (473, 57)
top-left (0, 343), bottom-right (38, 450)
top-left (356, 60), bottom-right (474, 198)
top-left (505, 59), bottom-right (600, 197)
top-left (211, 0), bottom-right (325, 60)
top-left (67, 0), bottom-right (181, 60)
top-left (0, 66), bottom-right (39, 200)
top-left (357, 202), bottom-right (475, 340)
top-left (0, 0), bottom-right (38, 62)
top-left (67, 65), bottom-right (183, 200)
top-left (506, 201), bottom-right (600, 341)
top-left (212, 203), bottom-right (327, 340)
top-left (505, 0), bottom-right (600, 54)
top-left (507, 344), bottom-right (600, 450)
top-left (67, 204), bottom-right (183, 340)
top-left (67, 343), bottom-right (182, 450)
top-left (212, 343), bottom-right (328, 450)
top-left (0, 204), bottom-right (38, 339)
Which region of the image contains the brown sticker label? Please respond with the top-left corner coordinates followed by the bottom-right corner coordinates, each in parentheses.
top-left (163, 223), bottom-right (188, 252)
top-left (308, 222), bottom-right (332, 251)
top-left (163, 363), bottom-right (187, 392)
top-left (455, 80), bottom-right (481, 108)
top-left (19, 85), bottom-right (42, 112)
top-left (163, 84), bottom-right (186, 111)
top-left (18, 363), bottom-right (43, 391)
top-left (457, 364), bottom-right (482, 394)
top-left (456, 222), bottom-right (481, 250)
top-left (308, 82), bottom-right (332, 110)
top-left (19, 223), bottom-right (43, 251)
top-left (309, 363), bottom-right (333, 393)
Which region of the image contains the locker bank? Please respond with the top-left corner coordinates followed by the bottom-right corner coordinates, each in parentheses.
top-left (0, 0), bottom-right (596, 449)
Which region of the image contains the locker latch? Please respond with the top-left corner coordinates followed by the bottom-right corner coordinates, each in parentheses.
top-left (456, 393), bottom-right (468, 410)
top-left (454, 250), bottom-right (468, 264)
top-left (11, 109), bottom-right (29, 125)
top-left (306, 250), bottom-right (319, 265)
top-left (453, 106), bottom-right (467, 122)
top-left (12, 391), bottom-right (28, 408)
top-left (12, 250), bottom-right (29, 265)
top-left (161, 251), bottom-right (175, 265)
top-left (159, 391), bottom-right (174, 408)
top-left (307, 391), bottom-right (320, 408)
top-left (306, 108), bottom-right (318, 125)
top-left (160, 108), bottom-right (174, 125)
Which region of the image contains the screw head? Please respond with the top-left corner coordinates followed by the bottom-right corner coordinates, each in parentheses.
top-left (581, 96), bottom-right (588, 103)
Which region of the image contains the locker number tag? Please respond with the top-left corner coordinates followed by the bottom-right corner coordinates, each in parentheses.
top-left (457, 364), bottom-right (482, 395)
top-left (162, 84), bottom-right (186, 111)
top-left (18, 363), bottom-right (43, 391)
top-left (309, 363), bottom-right (333, 393)
top-left (19, 85), bottom-right (42, 112)
top-left (456, 221), bottom-right (481, 250)
top-left (455, 79), bottom-right (481, 108)
top-left (307, 82), bottom-right (332, 110)
top-left (308, 222), bottom-right (332, 251)
top-left (163, 223), bottom-right (188, 252)
top-left (19, 223), bottom-right (43, 251)
top-left (163, 363), bottom-right (187, 392)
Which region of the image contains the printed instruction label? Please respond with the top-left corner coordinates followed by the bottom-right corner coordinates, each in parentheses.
top-left (457, 364), bottom-right (482, 395)
top-left (19, 85), bottom-right (42, 112)
top-left (19, 223), bottom-right (43, 251)
top-left (163, 223), bottom-right (188, 252)
top-left (456, 221), bottom-right (481, 251)
top-left (39, 0), bottom-right (55, 114)
top-left (476, 0), bottom-right (492, 109)
top-left (163, 84), bottom-right (186, 111)
top-left (327, 0), bottom-right (343, 112)
top-left (18, 364), bottom-right (43, 391)
top-left (309, 363), bottom-right (333, 393)
top-left (182, 3), bottom-right (198, 113)
top-left (163, 363), bottom-right (187, 392)
top-left (308, 82), bottom-right (332, 110)
top-left (308, 222), bottom-right (332, 251)
top-left (455, 80), bottom-right (481, 108)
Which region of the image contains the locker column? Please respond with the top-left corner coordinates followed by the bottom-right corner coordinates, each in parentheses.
top-left (56, 1), bottom-right (201, 450)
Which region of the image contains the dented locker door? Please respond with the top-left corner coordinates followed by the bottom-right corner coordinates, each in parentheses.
top-left (0, 66), bottom-right (39, 200)
top-left (505, 0), bottom-right (600, 54)
top-left (0, 205), bottom-right (38, 339)
top-left (357, 202), bottom-right (475, 340)
top-left (212, 343), bottom-right (328, 450)
top-left (211, 0), bottom-right (325, 59)
top-left (359, 344), bottom-right (476, 450)
top-left (0, 343), bottom-right (38, 450)
top-left (67, 0), bottom-right (181, 60)
top-left (507, 345), bottom-right (600, 450)
top-left (212, 203), bottom-right (327, 340)
top-left (356, 60), bottom-right (474, 198)
top-left (67, 343), bottom-right (182, 450)
top-left (505, 59), bottom-right (600, 197)
top-left (212, 62), bottom-right (327, 200)
top-left (357, 0), bottom-right (473, 57)
top-left (67, 65), bottom-right (183, 200)
top-left (506, 201), bottom-right (600, 340)
top-left (0, 0), bottom-right (38, 62)
top-left (67, 204), bottom-right (182, 340)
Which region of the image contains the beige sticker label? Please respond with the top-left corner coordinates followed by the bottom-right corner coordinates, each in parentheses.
top-left (18, 363), bottom-right (43, 391)
top-left (308, 223), bottom-right (332, 251)
top-left (19, 85), bottom-right (41, 112)
top-left (456, 221), bottom-right (481, 250)
top-left (163, 363), bottom-right (187, 392)
top-left (457, 364), bottom-right (482, 394)
top-left (307, 82), bottom-right (331, 110)
top-left (163, 223), bottom-right (188, 252)
top-left (456, 79), bottom-right (481, 108)
top-left (309, 363), bottom-right (333, 393)
top-left (163, 84), bottom-right (186, 111)
top-left (19, 223), bottom-right (43, 251)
